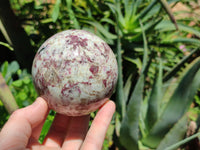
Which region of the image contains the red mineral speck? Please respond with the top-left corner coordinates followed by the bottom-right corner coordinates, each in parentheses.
top-left (103, 80), bottom-right (107, 87)
top-left (89, 65), bottom-right (99, 75)
top-left (66, 35), bottom-right (88, 49)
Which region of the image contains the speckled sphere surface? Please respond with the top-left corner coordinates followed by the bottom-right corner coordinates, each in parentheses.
top-left (32, 29), bottom-right (118, 116)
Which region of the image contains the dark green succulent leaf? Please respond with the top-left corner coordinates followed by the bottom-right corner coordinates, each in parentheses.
top-left (142, 58), bottom-right (200, 148)
top-left (146, 59), bottom-right (163, 130)
top-left (119, 74), bottom-right (144, 150)
top-left (116, 22), bottom-right (125, 118)
top-left (123, 73), bottom-right (133, 105)
top-left (164, 131), bottom-right (200, 150)
top-left (156, 115), bottom-right (188, 150)
top-left (119, 21), bottom-right (149, 150)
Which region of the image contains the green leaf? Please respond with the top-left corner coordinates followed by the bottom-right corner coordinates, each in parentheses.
top-left (140, 20), bottom-right (148, 72)
top-left (8, 61), bottom-right (19, 74)
top-left (171, 38), bottom-right (200, 45)
top-left (12, 80), bottom-right (23, 87)
top-left (142, 3), bottom-right (161, 22)
top-left (18, 92), bottom-right (27, 101)
top-left (115, 20), bottom-right (125, 118)
top-left (119, 19), bottom-right (149, 150)
top-left (123, 56), bottom-right (142, 70)
top-left (0, 41), bottom-right (14, 51)
top-left (159, 0), bottom-right (178, 30)
top-left (23, 78), bottom-right (31, 84)
top-left (146, 59), bottom-right (163, 130)
top-left (4, 61), bottom-right (20, 84)
top-left (82, 20), bottom-right (117, 40)
top-left (119, 74), bottom-right (145, 150)
top-left (39, 113), bottom-right (54, 143)
top-left (66, 0), bottom-right (80, 29)
top-left (138, 0), bottom-right (158, 20)
top-left (1, 61), bottom-right (8, 78)
top-left (163, 48), bottom-right (200, 82)
top-left (142, 58), bottom-right (200, 148)
top-left (156, 115), bottom-right (188, 150)
top-left (51, 0), bottom-right (61, 22)
top-left (124, 0), bottom-right (141, 22)
top-left (164, 131), bottom-right (200, 150)
top-left (123, 73), bottom-right (133, 105)
top-left (155, 20), bottom-right (200, 38)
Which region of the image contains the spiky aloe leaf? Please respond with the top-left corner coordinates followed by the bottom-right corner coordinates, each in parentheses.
top-left (156, 115), bottom-right (188, 150)
top-left (146, 59), bottom-right (163, 130)
top-left (119, 74), bottom-right (145, 150)
top-left (138, 0), bottom-right (158, 20)
top-left (123, 74), bottom-right (133, 105)
top-left (119, 20), bottom-right (149, 150)
top-left (114, 7), bottom-right (126, 118)
top-left (164, 131), bottom-right (200, 150)
top-left (142, 58), bottom-right (200, 148)
top-left (163, 48), bottom-right (200, 82)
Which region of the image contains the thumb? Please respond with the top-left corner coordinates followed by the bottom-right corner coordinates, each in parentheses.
top-left (0, 97), bottom-right (49, 150)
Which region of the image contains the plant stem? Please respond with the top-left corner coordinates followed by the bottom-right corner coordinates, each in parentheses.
top-left (0, 73), bottom-right (18, 114)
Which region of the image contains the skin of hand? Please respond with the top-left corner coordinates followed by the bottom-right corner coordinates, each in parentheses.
top-left (0, 97), bottom-right (115, 150)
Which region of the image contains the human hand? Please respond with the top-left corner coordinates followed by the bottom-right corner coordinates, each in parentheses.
top-left (0, 97), bottom-right (115, 150)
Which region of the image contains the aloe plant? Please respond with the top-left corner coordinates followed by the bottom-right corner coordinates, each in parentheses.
top-left (118, 49), bottom-right (200, 149)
